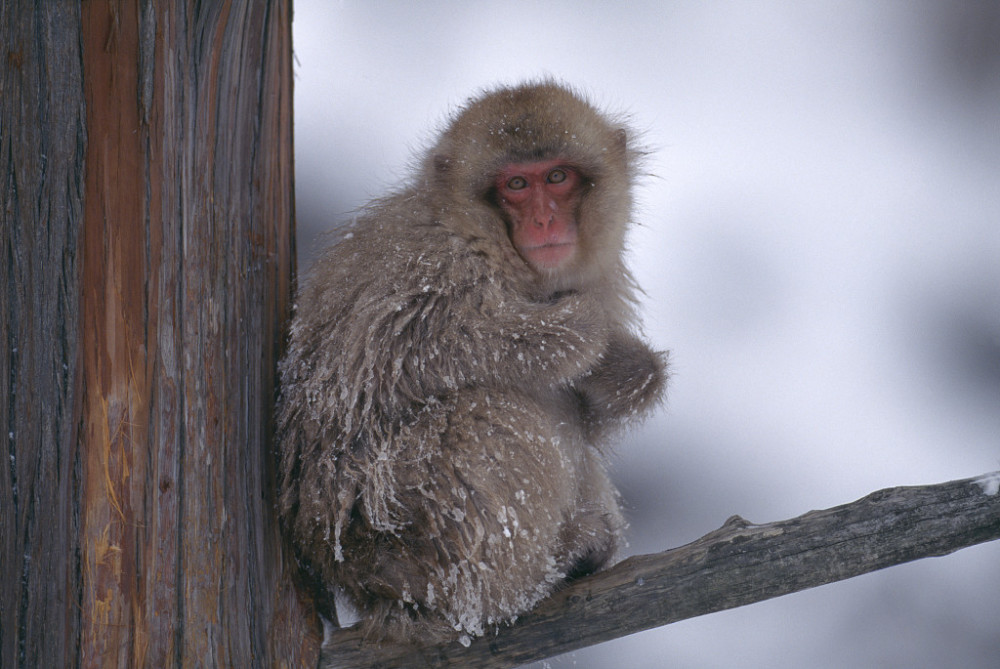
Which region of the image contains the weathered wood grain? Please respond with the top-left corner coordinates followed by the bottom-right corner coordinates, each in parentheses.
top-left (1, 2), bottom-right (314, 666)
top-left (1, 4), bottom-right (87, 668)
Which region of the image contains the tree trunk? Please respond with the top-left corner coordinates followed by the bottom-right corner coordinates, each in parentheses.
top-left (1, 2), bottom-right (319, 666)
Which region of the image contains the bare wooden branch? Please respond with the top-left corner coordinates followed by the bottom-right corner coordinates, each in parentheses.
top-left (320, 471), bottom-right (1000, 668)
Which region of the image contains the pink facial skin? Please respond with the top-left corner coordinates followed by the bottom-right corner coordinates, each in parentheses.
top-left (495, 160), bottom-right (582, 271)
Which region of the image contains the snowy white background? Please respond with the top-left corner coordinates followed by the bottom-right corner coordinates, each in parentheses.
top-left (292, 2), bottom-right (1000, 667)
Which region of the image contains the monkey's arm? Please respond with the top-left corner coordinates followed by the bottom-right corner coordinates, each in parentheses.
top-left (394, 288), bottom-right (610, 399)
top-left (574, 333), bottom-right (668, 431)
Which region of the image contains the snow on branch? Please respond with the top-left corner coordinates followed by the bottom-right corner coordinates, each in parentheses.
top-left (320, 471), bottom-right (1000, 668)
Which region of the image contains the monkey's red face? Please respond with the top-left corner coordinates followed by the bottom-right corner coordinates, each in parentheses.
top-left (495, 160), bottom-right (582, 272)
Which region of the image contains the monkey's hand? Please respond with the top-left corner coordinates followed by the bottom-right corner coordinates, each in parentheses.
top-left (574, 333), bottom-right (668, 434)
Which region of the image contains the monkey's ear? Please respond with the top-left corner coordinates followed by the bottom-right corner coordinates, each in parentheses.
top-left (434, 154), bottom-right (453, 174)
top-left (615, 128), bottom-right (628, 150)
top-left (432, 154), bottom-right (457, 191)
top-left (601, 128), bottom-right (630, 170)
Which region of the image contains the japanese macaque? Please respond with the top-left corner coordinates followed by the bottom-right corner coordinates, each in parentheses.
top-left (277, 81), bottom-right (667, 643)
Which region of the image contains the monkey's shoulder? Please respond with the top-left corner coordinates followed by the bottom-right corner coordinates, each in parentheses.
top-left (314, 215), bottom-right (497, 299)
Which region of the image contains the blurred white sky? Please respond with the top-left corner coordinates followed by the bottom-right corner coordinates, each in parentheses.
top-left (293, 2), bottom-right (1000, 667)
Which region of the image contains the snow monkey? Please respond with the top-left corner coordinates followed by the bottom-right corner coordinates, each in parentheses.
top-left (277, 81), bottom-right (668, 643)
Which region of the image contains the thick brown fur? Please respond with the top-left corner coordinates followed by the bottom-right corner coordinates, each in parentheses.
top-left (277, 81), bottom-right (667, 643)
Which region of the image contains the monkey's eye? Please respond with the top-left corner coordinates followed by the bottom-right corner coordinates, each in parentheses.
top-left (506, 176), bottom-right (528, 190)
top-left (547, 168), bottom-right (567, 184)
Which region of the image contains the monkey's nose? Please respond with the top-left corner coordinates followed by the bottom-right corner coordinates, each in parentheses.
top-left (532, 214), bottom-right (555, 229)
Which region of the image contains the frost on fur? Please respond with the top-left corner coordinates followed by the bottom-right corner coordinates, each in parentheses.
top-left (276, 81), bottom-right (667, 644)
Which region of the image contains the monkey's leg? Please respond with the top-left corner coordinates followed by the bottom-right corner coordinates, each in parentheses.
top-left (343, 390), bottom-right (594, 642)
top-left (559, 445), bottom-right (627, 579)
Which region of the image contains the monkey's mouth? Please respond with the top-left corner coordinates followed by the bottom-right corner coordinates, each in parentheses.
top-left (522, 242), bottom-right (576, 270)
